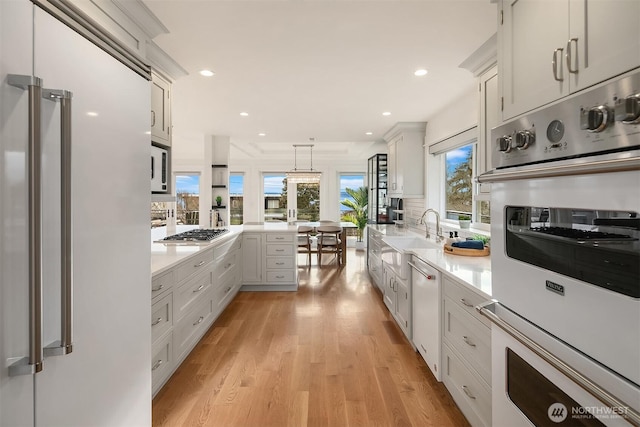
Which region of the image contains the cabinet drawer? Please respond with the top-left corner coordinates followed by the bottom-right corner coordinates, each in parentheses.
top-left (152, 270), bottom-right (173, 299)
top-left (174, 296), bottom-right (214, 361)
top-left (174, 248), bottom-right (214, 284)
top-left (266, 270), bottom-right (295, 283)
top-left (443, 277), bottom-right (490, 327)
top-left (213, 271), bottom-right (240, 314)
top-left (442, 344), bottom-right (492, 427)
top-left (151, 331), bottom-right (173, 396)
top-left (214, 236), bottom-right (241, 258)
top-left (215, 250), bottom-right (239, 280)
top-left (266, 257), bottom-right (294, 269)
top-left (266, 234), bottom-right (293, 243)
top-left (151, 292), bottom-right (173, 343)
top-left (444, 296), bottom-right (491, 386)
top-left (266, 244), bottom-right (294, 256)
top-left (174, 270), bottom-right (212, 321)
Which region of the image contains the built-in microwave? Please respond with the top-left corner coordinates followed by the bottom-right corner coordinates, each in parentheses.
top-left (151, 145), bottom-right (168, 193)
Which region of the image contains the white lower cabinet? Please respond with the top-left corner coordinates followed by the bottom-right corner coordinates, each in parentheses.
top-left (442, 343), bottom-right (492, 427)
top-left (151, 235), bottom-right (243, 396)
top-left (151, 331), bottom-right (173, 396)
top-left (174, 293), bottom-right (215, 363)
top-left (242, 232), bottom-right (297, 290)
top-left (442, 277), bottom-right (492, 427)
top-left (383, 263), bottom-right (411, 339)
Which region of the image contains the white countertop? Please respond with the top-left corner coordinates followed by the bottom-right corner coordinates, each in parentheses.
top-left (151, 223), bottom-right (302, 276)
top-left (370, 224), bottom-right (492, 298)
top-left (151, 225), bottom-right (244, 276)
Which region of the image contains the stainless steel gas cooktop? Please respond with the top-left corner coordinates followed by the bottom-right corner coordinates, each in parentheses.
top-left (157, 228), bottom-right (229, 244)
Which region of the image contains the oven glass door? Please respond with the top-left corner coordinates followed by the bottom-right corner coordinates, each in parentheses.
top-left (504, 206), bottom-right (640, 298)
top-left (507, 348), bottom-right (605, 426)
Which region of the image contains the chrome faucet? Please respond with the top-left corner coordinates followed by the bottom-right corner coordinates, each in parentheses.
top-left (419, 209), bottom-right (444, 242)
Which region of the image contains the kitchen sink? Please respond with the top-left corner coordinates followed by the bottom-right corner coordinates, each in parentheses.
top-left (382, 236), bottom-right (439, 251)
top-left (381, 235), bottom-right (440, 279)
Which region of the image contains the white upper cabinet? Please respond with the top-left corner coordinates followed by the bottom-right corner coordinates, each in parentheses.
top-left (151, 71), bottom-right (171, 146)
top-left (383, 122), bottom-right (426, 198)
top-left (500, 0), bottom-right (640, 120)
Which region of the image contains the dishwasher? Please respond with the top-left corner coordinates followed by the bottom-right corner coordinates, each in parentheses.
top-left (409, 256), bottom-right (441, 381)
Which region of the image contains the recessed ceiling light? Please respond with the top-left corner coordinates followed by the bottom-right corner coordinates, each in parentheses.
top-left (365, 132), bottom-right (373, 136)
top-left (240, 112), bottom-right (249, 116)
top-left (258, 133), bottom-right (266, 136)
top-left (199, 69), bottom-right (215, 77)
top-left (414, 69), bottom-right (428, 76)
top-left (382, 112), bottom-right (391, 116)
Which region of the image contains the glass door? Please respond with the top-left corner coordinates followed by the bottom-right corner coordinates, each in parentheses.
top-left (286, 181), bottom-right (320, 222)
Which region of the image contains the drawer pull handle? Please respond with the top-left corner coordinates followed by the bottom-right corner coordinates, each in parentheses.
top-left (225, 263), bottom-right (232, 269)
top-left (151, 317), bottom-right (163, 326)
top-left (225, 286), bottom-right (232, 294)
top-left (275, 262), bottom-right (285, 266)
top-left (193, 284), bottom-right (205, 293)
top-left (462, 385), bottom-right (476, 400)
top-left (275, 249), bottom-right (284, 252)
top-left (420, 344), bottom-right (427, 353)
top-left (152, 359), bottom-right (163, 371)
top-left (193, 316), bottom-right (204, 326)
top-left (275, 237), bottom-right (284, 240)
top-left (463, 336), bottom-right (476, 347)
top-left (194, 260), bottom-right (206, 267)
top-left (460, 298), bottom-right (474, 308)
top-left (152, 284), bottom-right (164, 292)
top-left (276, 275), bottom-right (285, 279)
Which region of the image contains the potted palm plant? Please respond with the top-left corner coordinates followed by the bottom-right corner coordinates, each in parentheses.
top-left (341, 186), bottom-right (368, 251)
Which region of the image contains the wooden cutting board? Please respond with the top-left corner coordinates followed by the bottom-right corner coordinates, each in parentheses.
top-left (443, 244), bottom-right (490, 257)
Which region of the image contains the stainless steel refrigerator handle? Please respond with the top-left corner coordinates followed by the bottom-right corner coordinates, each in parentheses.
top-left (476, 156), bottom-right (640, 183)
top-left (42, 89), bottom-right (74, 357)
top-left (476, 301), bottom-right (640, 426)
top-left (7, 74), bottom-right (44, 376)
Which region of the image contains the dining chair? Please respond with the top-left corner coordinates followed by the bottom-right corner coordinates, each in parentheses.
top-left (297, 225), bottom-right (313, 265)
top-left (316, 225), bottom-right (343, 265)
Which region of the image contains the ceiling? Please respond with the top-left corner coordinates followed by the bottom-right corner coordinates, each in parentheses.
top-left (143, 0), bottom-right (497, 159)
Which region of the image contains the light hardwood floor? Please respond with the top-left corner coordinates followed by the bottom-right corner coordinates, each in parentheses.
top-left (152, 249), bottom-right (469, 427)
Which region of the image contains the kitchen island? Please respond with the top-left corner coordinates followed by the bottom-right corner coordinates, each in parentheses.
top-left (150, 223), bottom-right (298, 395)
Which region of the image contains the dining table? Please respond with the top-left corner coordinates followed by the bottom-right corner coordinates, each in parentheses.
top-left (298, 221), bottom-right (357, 264)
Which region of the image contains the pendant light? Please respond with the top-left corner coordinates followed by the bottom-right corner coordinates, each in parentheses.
top-left (285, 143), bottom-right (322, 183)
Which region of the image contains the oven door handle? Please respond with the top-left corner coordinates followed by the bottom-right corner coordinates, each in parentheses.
top-left (476, 301), bottom-right (640, 426)
top-left (476, 156), bottom-right (640, 184)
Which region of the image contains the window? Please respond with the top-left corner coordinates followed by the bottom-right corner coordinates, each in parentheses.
top-left (263, 173), bottom-right (287, 222)
top-left (339, 173), bottom-right (365, 215)
top-left (175, 173), bottom-right (200, 225)
top-left (230, 173), bottom-right (244, 225)
top-left (444, 144), bottom-right (473, 220)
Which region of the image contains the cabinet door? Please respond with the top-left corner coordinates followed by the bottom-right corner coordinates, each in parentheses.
top-left (382, 267), bottom-right (396, 313)
top-left (151, 71), bottom-right (171, 144)
top-left (500, 0), bottom-right (569, 119)
top-left (477, 67), bottom-right (499, 195)
top-left (387, 140), bottom-right (398, 195)
top-left (241, 234), bottom-right (262, 283)
top-left (568, 0), bottom-right (640, 92)
top-left (395, 277), bottom-right (410, 336)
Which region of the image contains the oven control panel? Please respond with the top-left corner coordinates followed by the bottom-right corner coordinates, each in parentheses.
top-left (492, 70), bottom-right (640, 169)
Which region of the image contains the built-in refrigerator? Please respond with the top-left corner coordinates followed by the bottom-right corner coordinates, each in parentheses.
top-left (1, 1), bottom-right (152, 425)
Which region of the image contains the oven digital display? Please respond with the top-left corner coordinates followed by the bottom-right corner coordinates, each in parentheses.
top-left (505, 206), bottom-right (640, 298)
top-left (507, 349), bottom-right (605, 426)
